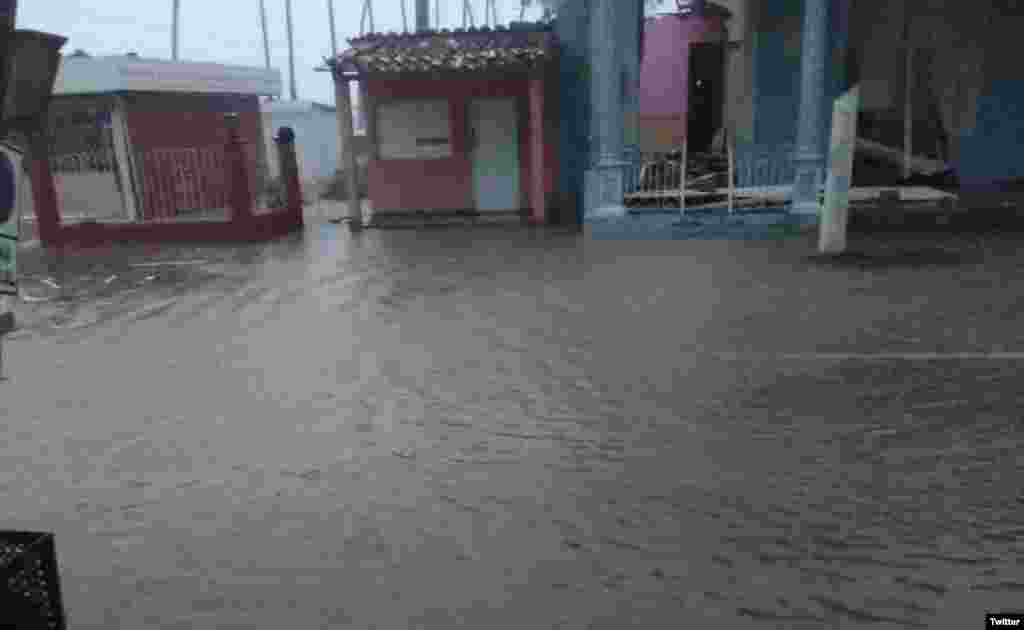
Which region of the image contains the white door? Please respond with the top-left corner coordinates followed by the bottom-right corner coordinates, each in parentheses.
top-left (469, 98), bottom-right (520, 212)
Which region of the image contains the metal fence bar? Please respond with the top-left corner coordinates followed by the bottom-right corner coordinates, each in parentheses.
top-left (185, 149), bottom-right (195, 212)
top-left (159, 151), bottom-right (173, 220)
top-left (134, 145), bottom-right (242, 222)
top-left (679, 141), bottom-right (687, 215)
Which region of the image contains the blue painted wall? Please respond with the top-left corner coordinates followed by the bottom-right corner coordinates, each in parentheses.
top-left (752, 0), bottom-right (803, 148)
top-left (751, 0), bottom-right (849, 154)
top-left (960, 80), bottom-right (1024, 191)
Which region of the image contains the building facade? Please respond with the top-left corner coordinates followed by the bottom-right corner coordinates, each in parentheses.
top-left (45, 54), bottom-right (281, 221)
top-left (331, 23), bottom-right (561, 223)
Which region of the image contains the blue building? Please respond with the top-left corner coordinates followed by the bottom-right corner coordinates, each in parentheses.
top-left (559, 0), bottom-right (1024, 224)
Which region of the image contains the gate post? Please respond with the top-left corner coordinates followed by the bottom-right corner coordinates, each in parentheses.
top-left (274, 126), bottom-right (303, 225)
top-left (224, 113), bottom-right (255, 224)
top-left (26, 131), bottom-right (61, 247)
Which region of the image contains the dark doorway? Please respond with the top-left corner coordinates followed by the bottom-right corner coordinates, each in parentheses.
top-left (687, 42), bottom-right (726, 154)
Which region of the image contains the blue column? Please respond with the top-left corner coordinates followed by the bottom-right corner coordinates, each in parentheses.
top-left (556, 0), bottom-right (590, 224)
top-left (790, 0), bottom-right (829, 219)
top-left (584, 0), bottom-right (628, 219)
top-left (621, 0), bottom-right (642, 172)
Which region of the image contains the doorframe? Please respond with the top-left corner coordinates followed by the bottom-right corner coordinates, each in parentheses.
top-left (468, 96), bottom-right (521, 213)
top-left (688, 41), bottom-right (728, 154)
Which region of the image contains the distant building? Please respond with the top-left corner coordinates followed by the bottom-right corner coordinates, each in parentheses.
top-left (45, 54), bottom-right (281, 220)
top-left (261, 99), bottom-right (370, 199)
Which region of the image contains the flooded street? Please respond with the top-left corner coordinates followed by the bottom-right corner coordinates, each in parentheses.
top-left (2, 224), bottom-right (1022, 629)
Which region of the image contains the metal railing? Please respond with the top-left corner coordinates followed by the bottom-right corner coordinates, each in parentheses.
top-left (624, 138), bottom-right (803, 214)
top-left (623, 148), bottom-right (686, 210)
top-left (732, 143), bottom-right (796, 189)
top-left (727, 142), bottom-right (798, 212)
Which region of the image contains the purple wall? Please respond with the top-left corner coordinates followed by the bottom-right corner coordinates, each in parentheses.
top-left (639, 12), bottom-right (727, 147)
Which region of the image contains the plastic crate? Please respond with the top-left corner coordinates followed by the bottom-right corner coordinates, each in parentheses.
top-left (0, 531), bottom-right (67, 630)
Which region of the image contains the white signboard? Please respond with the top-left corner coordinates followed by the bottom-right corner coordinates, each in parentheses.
top-left (377, 99), bottom-right (452, 160)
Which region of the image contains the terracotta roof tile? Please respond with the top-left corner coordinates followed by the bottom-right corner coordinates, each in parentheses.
top-left (330, 22), bottom-right (556, 75)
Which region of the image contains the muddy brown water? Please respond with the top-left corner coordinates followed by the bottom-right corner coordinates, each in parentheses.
top-left (2, 225), bottom-right (1021, 629)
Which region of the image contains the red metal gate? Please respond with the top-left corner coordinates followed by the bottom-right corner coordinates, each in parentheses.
top-left (137, 145), bottom-right (232, 220)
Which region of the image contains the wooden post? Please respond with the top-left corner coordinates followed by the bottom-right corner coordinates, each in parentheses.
top-left (528, 76), bottom-right (546, 225)
top-left (902, 4), bottom-right (914, 180)
top-left (334, 74), bottom-right (362, 228)
top-left (361, 81), bottom-right (377, 160)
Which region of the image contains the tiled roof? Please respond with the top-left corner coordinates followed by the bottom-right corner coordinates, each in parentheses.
top-left (329, 22), bottom-right (557, 75)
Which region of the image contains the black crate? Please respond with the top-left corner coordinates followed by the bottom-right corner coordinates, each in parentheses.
top-left (0, 531), bottom-right (67, 630)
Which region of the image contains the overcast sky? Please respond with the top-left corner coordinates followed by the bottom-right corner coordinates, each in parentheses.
top-left (19, 0), bottom-right (554, 105)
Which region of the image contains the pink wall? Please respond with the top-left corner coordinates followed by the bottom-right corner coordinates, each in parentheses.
top-left (639, 12), bottom-right (728, 144)
top-left (367, 77), bottom-right (556, 213)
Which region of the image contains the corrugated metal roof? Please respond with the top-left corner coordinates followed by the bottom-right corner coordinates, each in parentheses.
top-left (53, 55), bottom-right (282, 97)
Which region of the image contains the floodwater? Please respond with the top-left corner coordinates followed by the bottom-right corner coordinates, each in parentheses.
top-left (2, 223), bottom-right (1022, 629)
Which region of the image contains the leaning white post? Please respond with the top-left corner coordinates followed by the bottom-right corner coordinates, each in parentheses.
top-left (110, 101), bottom-right (139, 221)
top-left (819, 84), bottom-right (861, 254)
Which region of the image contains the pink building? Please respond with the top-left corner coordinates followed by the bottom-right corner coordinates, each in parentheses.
top-left (332, 24), bottom-right (560, 223)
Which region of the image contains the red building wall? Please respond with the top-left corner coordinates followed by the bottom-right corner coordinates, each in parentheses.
top-left (122, 92), bottom-right (266, 219)
top-left (366, 76), bottom-right (557, 213)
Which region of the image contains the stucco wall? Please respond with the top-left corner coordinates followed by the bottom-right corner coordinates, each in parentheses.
top-left (365, 77), bottom-right (557, 213)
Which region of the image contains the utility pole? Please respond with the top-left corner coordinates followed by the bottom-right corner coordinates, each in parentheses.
top-left (416, 0), bottom-right (429, 31)
top-left (285, 0), bottom-right (297, 100)
top-left (259, 0), bottom-right (271, 70)
top-left (171, 0), bottom-right (180, 60)
top-left (327, 0), bottom-right (338, 56)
